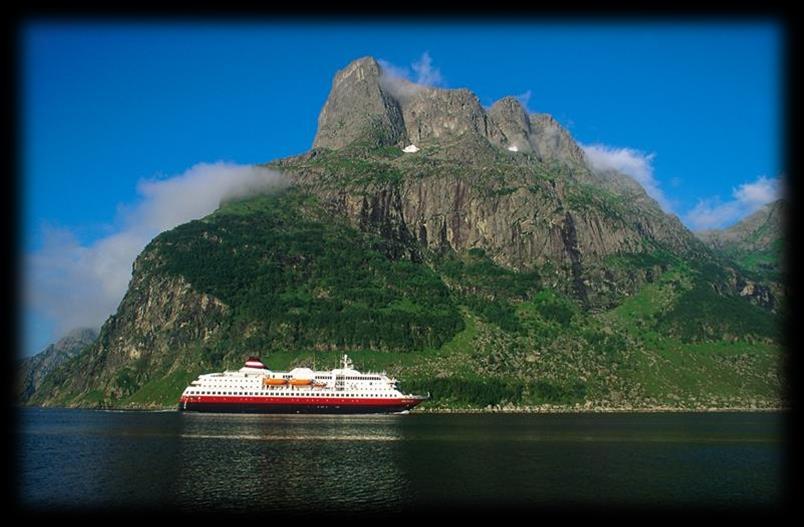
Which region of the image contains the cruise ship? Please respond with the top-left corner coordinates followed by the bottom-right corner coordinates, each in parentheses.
top-left (178, 355), bottom-right (428, 414)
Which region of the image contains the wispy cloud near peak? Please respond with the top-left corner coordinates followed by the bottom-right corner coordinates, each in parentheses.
top-left (25, 162), bottom-right (286, 338)
top-left (515, 90), bottom-right (533, 111)
top-left (580, 142), bottom-right (672, 212)
top-left (378, 52), bottom-right (445, 101)
top-left (684, 175), bottom-right (783, 231)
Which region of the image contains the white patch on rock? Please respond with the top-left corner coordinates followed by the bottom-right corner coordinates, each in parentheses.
top-left (507, 145), bottom-right (519, 152)
top-left (403, 144), bottom-right (420, 153)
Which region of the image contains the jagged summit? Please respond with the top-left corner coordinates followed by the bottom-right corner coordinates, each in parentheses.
top-left (313, 56), bottom-right (585, 165)
top-left (487, 96), bottom-right (533, 153)
top-left (313, 56), bottom-right (405, 150)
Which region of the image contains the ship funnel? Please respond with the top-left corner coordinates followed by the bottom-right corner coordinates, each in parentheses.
top-left (244, 357), bottom-right (266, 369)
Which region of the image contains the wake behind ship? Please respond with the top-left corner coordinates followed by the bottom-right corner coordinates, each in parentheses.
top-left (178, 355), bottom-right (428, 414)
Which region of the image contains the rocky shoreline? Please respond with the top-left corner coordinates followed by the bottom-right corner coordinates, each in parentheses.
top-left (21, 402), bottom-right (787, 414)
top-left (417, 405), bottom-right (787, 414)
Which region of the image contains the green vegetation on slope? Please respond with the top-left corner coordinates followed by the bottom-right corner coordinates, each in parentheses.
top-left (152, 189), bottom-right (464, 358)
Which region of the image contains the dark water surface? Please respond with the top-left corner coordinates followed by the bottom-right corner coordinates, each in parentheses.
top-left (18, 408), bottom-right (785, 513)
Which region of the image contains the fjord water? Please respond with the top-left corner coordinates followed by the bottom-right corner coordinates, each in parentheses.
top-left (19, 409), bottom-right (783, 512)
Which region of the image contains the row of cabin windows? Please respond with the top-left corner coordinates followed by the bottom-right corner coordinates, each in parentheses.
top-left (205, 376), bottom-right (384, 382)
top-left (188, 391), bottom-right (390, 398)
top-left (198, 384), bottom-right (390, 391)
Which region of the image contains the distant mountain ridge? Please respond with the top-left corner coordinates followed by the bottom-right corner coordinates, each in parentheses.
top-left (18, 327), bottom-right (97, 403)
top-left (696, 199), bottom-right (786, 281)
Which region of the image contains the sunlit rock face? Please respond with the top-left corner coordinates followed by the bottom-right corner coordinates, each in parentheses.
top-left (313, 56), bottom-right (588, 166)
top-left (487, 96), bottom-right (534, 154)
top-left (313, 57), bottom-right (406, 150)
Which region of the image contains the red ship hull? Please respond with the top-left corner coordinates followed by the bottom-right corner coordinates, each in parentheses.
top-left (178, 395), bottom-right (426, 414)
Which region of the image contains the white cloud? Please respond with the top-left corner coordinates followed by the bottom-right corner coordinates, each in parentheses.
top-left (515, 90), bottom-right (532, 111)
top-left (378, 52), bottom-right (445, 101)
top-left (411, 51), bottom-right (443, 87)
top-left (25, 162), bottom-right (286, 336)
top-left (733, 176), bottom-right (780, 207)
top-left (684, 175), bottom-right (783, 230)
top-left (580, 143), bottom-right (672, 212)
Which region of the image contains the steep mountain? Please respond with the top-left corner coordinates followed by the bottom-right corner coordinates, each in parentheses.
top-left (17, 327), bottom-right (97, 403)
top-left (697, 199), bottom-right (786, 281)
top-left (29, 57), bottom-right (786, 411)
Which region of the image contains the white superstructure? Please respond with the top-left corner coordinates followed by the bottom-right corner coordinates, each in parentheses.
top-left (179, 354), bottom-right (428, 414)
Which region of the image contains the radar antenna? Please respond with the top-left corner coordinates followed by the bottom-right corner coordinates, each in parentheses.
top-left (342, 354), bottom-right (353, 370)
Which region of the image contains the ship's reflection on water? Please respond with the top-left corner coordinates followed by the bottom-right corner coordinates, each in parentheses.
top-left (172, 414), bottom-right (410, 513)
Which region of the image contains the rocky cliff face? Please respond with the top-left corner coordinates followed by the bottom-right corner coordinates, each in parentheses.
top-left (28, 249), bottom-right (230, 405)
top-left (282, 56), bottom-right (711, 307)
top-left (313, 57), bottom-right (406, 150)
top-left (17, 327), bottom-right (97, 403)
top-left (281, 152), bottom-right (703, 308)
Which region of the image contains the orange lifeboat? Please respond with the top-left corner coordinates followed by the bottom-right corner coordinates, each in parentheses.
top-left (263, 377), bottom-right (287, 386)
top-left (289, 378), bottom-right (313, 386)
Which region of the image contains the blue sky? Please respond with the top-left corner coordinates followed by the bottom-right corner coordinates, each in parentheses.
top-left (21, 21), bottom-right (783, 356)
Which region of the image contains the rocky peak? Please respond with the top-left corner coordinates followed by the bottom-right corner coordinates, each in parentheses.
top-left (399, 87), bottom-right (489, 145)
top-left (528, 113), bottom-right (587, 165)
top-left (487, 96), bottom-right (533, 153)
top-left (312, 56), bottom-right (589, 162)
top-left (313, 56), bottom-right (405, 150)
top-left (333, 56), bottom-right (381, 85)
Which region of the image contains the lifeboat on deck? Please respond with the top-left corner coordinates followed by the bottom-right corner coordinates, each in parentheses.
top-left (263, 377), bottom-right (287, 386)
top-left (288, 367), bottom-right (315, 386)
